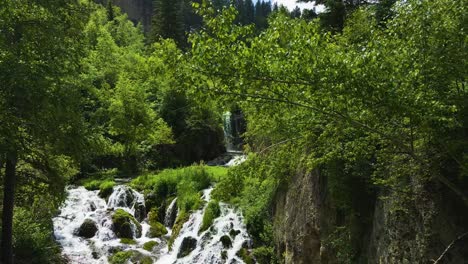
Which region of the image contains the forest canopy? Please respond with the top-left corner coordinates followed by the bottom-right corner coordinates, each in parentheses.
top-left (0, 0), bottom-right (466, 263)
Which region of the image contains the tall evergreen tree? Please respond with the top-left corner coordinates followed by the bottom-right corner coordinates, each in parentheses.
top-left (107, 0), bottom-right (114, 21)
top-left (151, 0), bottom-right (185, 47)
top-left (0, 1), bottom-right (89, 262)
top-left (244, 0), bottom-right (255, 24)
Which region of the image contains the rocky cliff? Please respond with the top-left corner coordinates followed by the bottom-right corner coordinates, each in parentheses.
top-left (273, 169), bottom-right (468, 263)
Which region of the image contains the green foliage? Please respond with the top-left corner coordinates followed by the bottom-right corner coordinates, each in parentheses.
top-left (251, 246), bottom-right (276, 264)
top-left (99, 180), bottom-right (116, 198)
top-left (191, 0), bottom-right (468, 260)
top-left (12, 208), bottom-right (64, 264)
top-left (199, 200), bottom-right (221, 233)
top-left (131, 165), bottom-right (221, 212)
top-left (236, 248), bottom-right (254, 264)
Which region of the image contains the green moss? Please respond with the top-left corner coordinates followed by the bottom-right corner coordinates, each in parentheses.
top-left (143, 240), bottom-right (159, 251)
top-left (199, 200), bottom-right (220, 233)
top-left (148, 221), bottom-right (167, 238)
top-left (112, 209), bottom-right (142, 238)
top-left (119, 238), bottom-right (137, 245)
top-left (109, 251), bottom-right (133, 264)
top-left (140, 256), bottom-right (154, 264)
top-left (147, 208), bottom-right (167, 237)
top-left (168, 211), bottom-right (190, 249)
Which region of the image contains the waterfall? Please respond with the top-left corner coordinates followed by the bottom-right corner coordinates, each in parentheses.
top-left (164, 198), bottom-right (178, 227)
top-left (53, 181), bottom-right (250, 263)
top-left (155, 188), bottom-right (249, 264)
top-left (53, 186), bottom-right (154, 263)
top-left (223, 111), bottom-right (234, 152)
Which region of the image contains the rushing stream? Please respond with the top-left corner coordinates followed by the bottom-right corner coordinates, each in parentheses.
top-left (53, 158), bottom-right (249, 264)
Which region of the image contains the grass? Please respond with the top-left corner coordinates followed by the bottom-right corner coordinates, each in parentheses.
top-left (131, 164), bottom-right (227, 213)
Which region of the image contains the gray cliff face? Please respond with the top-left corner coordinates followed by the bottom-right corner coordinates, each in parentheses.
top-left (97, 0), bottom-right (153, 31)
top-left (273, 170), bottom-right (335, 264)
top-left (274, 170), bottom-right (468, 263)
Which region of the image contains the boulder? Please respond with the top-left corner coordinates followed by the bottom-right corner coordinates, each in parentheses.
top-left (112, 209), bottom-right (142, 239)
top-left (76, 219), bottom-right (98, 238)
top-left (177, 236), bottom-right (197, 258)
top-left (220, 235), bottom-right (232, 248)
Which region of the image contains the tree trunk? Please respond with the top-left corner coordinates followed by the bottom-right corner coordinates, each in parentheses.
top-left (1, 151), bottom-right (17, 264)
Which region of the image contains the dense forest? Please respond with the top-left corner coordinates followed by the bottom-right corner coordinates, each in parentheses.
top-left (0, 0), bottom-right (467, 263)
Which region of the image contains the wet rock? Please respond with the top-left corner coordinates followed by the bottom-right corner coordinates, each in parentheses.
top-left (76, 219), bottom-right (98, 238)
top-left (112, 209), bottom-right (142, 239)
top-left (89, 202), bottom-right (96, 211)
top-left (177, 236), bottom-right (197, 258)
top-left (229, 229), bottom-right (241, 238)
top-left (134, 201), bottom-right (146, 222)
top-left (220, 235), bottom-right (232, 248)
top-left (221, 250), bottom-right (228, 260)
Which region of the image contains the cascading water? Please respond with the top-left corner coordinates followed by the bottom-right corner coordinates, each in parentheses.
top-left (53, 186), bottom-right (155, 263)
top-left (155, 188), bottom-right (250, 264)
top-left (53, 155), bottom-right (251, 263)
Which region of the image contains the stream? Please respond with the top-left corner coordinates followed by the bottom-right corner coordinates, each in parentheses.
top-left (53, 157), bottom-right (249, 264)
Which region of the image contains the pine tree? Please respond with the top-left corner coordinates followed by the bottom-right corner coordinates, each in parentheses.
top-left (151, 0), bottom-right (185, 47)
top-left (107, 0), bottom-right (114, 21)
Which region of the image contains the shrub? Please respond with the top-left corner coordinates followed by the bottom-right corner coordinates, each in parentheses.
top-left (12, 207), bottom-right (65, 264)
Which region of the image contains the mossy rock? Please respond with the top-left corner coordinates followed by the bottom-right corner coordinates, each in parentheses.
top-left (177, 236), bottom-right (197, 258)
top-left (110, 250), bottom-right (153, 264)
top-left (229, 229), bottom-right (241, 238)
top-left (168, 212), bottom-right (190, 249)
top-left (112, 209), bottom-right (142, 239)
top-left (143, 240), bottom-right (159, 251)
top-left (109, 250), bottom-right (133, 264)
top-left (220, 235), bottom-right (232, 248)
top-left (148, 221), bottom-right (168, 238)
top-left (221, 250), bottom-right (227, 260)
top-left (148, 208), bottom-right (168, 238)
top-left (120, 238), bottom-right (137, 245)
top-left (76, 218), bottom-right (98, 238)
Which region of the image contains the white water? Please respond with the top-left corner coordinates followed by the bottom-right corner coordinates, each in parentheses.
top-left (53, 158), bottom-right (250, 263)
top-left (225, 155), bottom-right (246, 167)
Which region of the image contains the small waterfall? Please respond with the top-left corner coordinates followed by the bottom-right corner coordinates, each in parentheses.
top-left (223, 111), bottom-right (234, 152)
top-left (164, 198), bottom-right (178, 227)
top-left (53, 186), bottom-right (154, 263)
top-left (155, 188), bottom-right (250, 264)
top-left (225, 155), bottom-right (247, 167)
top-left (54, 184), bottom-right (250, 263)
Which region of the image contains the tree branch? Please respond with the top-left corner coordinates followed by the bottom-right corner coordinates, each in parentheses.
top-left (432, 231), bottom-right (468, 264)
